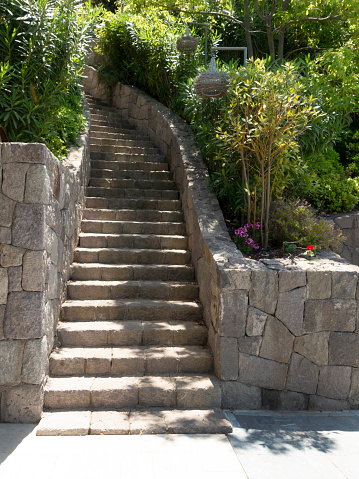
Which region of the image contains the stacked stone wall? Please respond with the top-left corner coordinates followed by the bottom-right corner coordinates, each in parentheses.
top-left (326, 212), bottom-right (359, 266)
top-left (84, 66), bottom-right (359, 410)
top-left (0, 100), bottom-right (90, 422)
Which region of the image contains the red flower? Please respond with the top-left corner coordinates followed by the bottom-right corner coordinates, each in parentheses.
top-left (307, 245), bottom-right (314, 251)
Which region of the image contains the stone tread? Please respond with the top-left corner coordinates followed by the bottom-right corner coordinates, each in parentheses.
top-left (88, 178), bottom-right (177, 190)
top-left (61, 299), bottom-right (203, 322)
top-left (90, 151), bottom-right (167, 162)
top-left (82, 208), bottom-right (183, 222)
top-left (36, 409), bottom-right (232, 435)
top-left (90, 145), bottom-right (160, 155)
top-left (78, 233), bottom-right (187, 250)
top-left (57, 320), bottom-right (207, 347)
top-left (70, 263), bottom-right (195, 282)
top-left (74, 247), bottom-right (191, 265)
top-left (80, 220), bottom-right (186, 235)
top-left (91, 138), bottom-right (156, 147)
top-left (43, 375), bottom-right (220, 409)
top-left (67, 280), bottom-right (198, 301)
top-left (86, 186), bottom-right (178, 200)
top-left (90, 159), bottom-right (169, 171)
top-left (90, 168), bottom-right (172, 180)
top-left (85, 197), bottom-right (181, 211)
top-left (49, 346), bottom-right (213, 376)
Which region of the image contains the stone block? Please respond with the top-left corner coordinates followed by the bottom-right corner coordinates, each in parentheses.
top-left (349, 368), bottom-right (359, 404)
top-left (260, 316), bottom-right (294, 363)
top-left (309, 395), bottom-right (350, 411)
top-left (217, 337), bottom-right (238, 380)
top-left (219, 289), bottom-right (247, 337)
top-left (2, 163), bottom-right (29, 202)
top-left (12, 204), bottom-right (46, 250)
top-left (221, 381), bottom-right (262, 409)
top-left (0, 305), bottom-right (4, 339)
top-left (275, 287), bottom-right (306, 336)
top-left (332, 272), bottom-right (358, 299)
top-left (2, 383), bottom-right (43, 422)
top-left (5, 291), bottom-right (45, 339)
top-left (306, 272), bottom-right (331, 299)
top-left (303, 300), bottom-right (356, 333)
top-left (8, 266), bottom-right (22, 292)
top-left (0, 226), bottom-right (11, 244)
top-left (0, 193), bottom-right (15, 227)
top-left (220, 268), bottom-right (251, 291)
top-left (329, 332), bottom-right (359, 367)
top-left (278, 271), bottom-right (306, 293)
top-left (22, 336), bottom-right (48, 384)
top-left (46, 228), bottom-right (59, 266)
top-left (262, 389), bottom-right (309, 410)
top-left (238, 353), bottom-right (288, 390)
top-left (286, 353), bottom-right (319, 394)
top-left (294, 332), bottom-right (329, 366)
top-left (0, 245), bottom-right (24, 267)
top-left (0, 268), bottom-right (8, 304)
top-left (246, 306), bottom-right (267, 336)
top-left (238, 336), bottom-right (262, 356)
top-left (2, 142), bottom-right (47, 165)
top-left (22, 250), bottom-right (46, 292)
top-left (24, 164), bottom-right (52, 204)
top-left (0, 339), bottom-right (24, 385)
top-left (249, 271), bottom-right (278, 315)
top-left (317, 366), bottom-right (351, 399)
top-left (47, 263), bottom-right (60, 300)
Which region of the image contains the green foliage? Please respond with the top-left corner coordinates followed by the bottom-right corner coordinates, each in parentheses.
top-left (97, 8), bottom-right (216, 109)
top-left (0, 0), bottom-right (100, 159)
top-left (270, 198), bottom-right (345, 250)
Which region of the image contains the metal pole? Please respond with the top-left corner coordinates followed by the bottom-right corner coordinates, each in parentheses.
top-left (188, 21), bottom-right (209, 68)
top-left (211, 46), bottom-right (248, 69)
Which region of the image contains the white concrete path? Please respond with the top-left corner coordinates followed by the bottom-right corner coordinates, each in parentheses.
top-left (1, 411), bottom-right (359, 479)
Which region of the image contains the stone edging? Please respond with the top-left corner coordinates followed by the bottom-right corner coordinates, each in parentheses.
top-left (0, 97), bottom-right (91, 422)
top-left (83, 65), bottom-right (359, 411)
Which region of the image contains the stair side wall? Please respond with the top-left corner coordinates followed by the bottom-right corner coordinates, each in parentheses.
top-left (83, 66), bottom-right (359, 411)
top-left (0, 100), bottom-right (91, 422)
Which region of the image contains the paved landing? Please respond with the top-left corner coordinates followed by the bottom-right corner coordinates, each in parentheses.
top-left (1, 411), bottom-right (359, 479)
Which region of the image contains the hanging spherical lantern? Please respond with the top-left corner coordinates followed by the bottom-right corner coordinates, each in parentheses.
top-left (194, 57), bottom-right (229, 98)
top-left (176, 26), bottom-right (199, 54)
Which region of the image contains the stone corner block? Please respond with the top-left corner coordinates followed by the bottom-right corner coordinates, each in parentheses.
top-left (2, 383), bottom-right (44, 422)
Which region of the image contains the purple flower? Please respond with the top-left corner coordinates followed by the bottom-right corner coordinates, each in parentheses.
top-left (246, 238), bottom-right (254, 245)
top-left (254, 222), bottom-right (260, 229)
top-left (244, 223), bottom-right (253, 229)
top-left (235, 227), bottom-right (247, 237)
top-left (252, 243), bottom-right (259, 249)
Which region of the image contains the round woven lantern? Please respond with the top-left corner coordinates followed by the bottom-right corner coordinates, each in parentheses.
top-left (177, 26), bottom-right (199, 54)
top-left (194, 57), bottom-right (229, 98)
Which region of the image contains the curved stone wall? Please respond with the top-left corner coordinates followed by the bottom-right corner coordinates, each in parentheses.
top-left (0, 99), bottom-right (91, 422)
top-left (83, 66), bottom-right (359, 411)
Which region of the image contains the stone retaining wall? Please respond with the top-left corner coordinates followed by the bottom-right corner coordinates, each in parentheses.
top-left (328, 212), bottom-right (359, 266)
top-left (0, 100), bottom-right (91, 422)
top-left (84, 66), bottom-right (359, 411)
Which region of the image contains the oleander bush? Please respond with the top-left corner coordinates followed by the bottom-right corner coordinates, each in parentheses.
top-left (0, 0), bottom-right (100, 160)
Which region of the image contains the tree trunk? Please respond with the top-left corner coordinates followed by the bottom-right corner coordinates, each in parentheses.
top-left (243, 0), bottom-right (254, 59)
top-left (277, 0), bottom-right (290, 62)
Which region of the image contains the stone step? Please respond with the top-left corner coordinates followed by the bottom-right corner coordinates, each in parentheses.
top-left (49, 346), bottom-right (213, 377)
top-left (85, 197), bottom-right (181, 212)
top-left (43, 375), bottom-right (219, 409)
top-left (86, 186), bottom-right (178, 200)
top-left (90, 151), bottom-right (167, 163)
top-left (74, 247), bottom-right (191, 265)
top-left (57, 320), bottom-right (207, 347)
top-left (90, 159), bottom-right (169, 171)
top-left (61, 299), bottom-right (203, 322)
top-left (88, 178), bottom-right (177, 191)
top-left (83, 208), bottom-right (183, 222)
top-left (90, 144), bottom-right (160, 155)
top-left (90, 168), bottom-right (172, 181)
top-left (91, 138), bottom-right (156, 148)
top-left (70, 264), bottom-right (195, 282)
top-left (90, 115), bottom-right (135, 127)
top-left (67, 280), bottom-right (198, 301)
top-left (80, 220), bottom-right (185, 235)
top-left (78, 233), bottom-right (187, 250)
top-left (90, 125), bottom-right (143, 137)
top-left (36, 408), bottom-right (232, 435)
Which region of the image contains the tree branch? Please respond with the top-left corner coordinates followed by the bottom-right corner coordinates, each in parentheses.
top-left (279, 13), bottom-right (342, 30)
top-left (169, 6), bottom-right (244, 26)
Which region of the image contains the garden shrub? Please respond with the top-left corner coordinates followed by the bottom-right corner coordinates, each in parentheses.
top-left (0, 0), bottom-right (100, 160)
top-left (269, 198), bottom-right (344, 250)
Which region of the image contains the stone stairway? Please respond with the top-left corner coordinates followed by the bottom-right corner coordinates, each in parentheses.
top-left (36, 96), bottom-right (232, 435)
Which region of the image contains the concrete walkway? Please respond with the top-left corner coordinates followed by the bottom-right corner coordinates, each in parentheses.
top-left (1, 411), bottom-right (359, 479)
